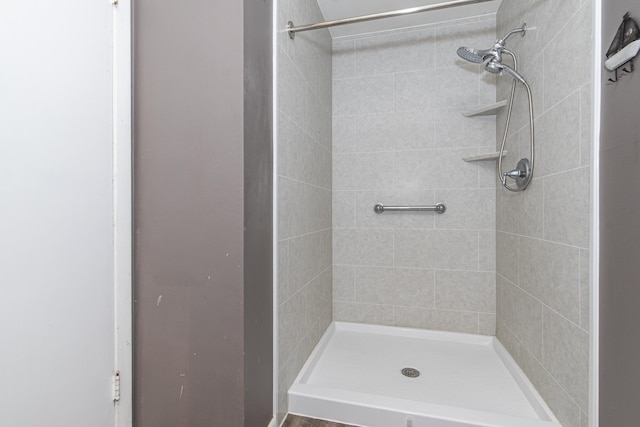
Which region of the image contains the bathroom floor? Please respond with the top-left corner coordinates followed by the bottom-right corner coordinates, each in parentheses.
top-left (283, 414), bottom-right (358, 427)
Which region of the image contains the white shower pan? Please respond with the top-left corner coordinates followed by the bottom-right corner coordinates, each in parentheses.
top-left (288, 322), bottom-right (561, 427)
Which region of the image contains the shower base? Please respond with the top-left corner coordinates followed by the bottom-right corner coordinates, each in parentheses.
top-left (288, 322), bottom-right (561, 427)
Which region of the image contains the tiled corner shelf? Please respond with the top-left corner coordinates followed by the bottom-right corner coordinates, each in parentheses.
top-left (462, 100), bottom-right (508, 117)
top-left (462, 151), bottom-right (508, 162)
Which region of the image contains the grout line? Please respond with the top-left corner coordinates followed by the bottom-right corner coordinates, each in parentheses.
top-left (279, 265), bottom-right (332, 308)
top-left (279, 228), bottom-right (332, 243)
top-left (498, 316), bottom-right (585, 413)
top-left (278, 174), bottom-right (332, 192)
top-left (497, 229), bottom-right (590, 251)
top-left (332, 264), bottom-right (494, 274)
top-left (497, 272), bottom-right (589, 334)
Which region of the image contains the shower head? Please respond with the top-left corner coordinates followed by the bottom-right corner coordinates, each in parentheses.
top-left (485, 60), bottom-right (527, 84)
top-left (456, 46), bottom-right (493, 64)
top-left (456, 24), bottom-right (527, 65)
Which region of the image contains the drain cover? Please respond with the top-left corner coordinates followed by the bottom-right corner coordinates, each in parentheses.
top-left (401, 367), bottom-right (420, 378)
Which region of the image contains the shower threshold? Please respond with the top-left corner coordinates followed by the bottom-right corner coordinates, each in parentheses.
top-left (288, 322), bottom-right (561, 427)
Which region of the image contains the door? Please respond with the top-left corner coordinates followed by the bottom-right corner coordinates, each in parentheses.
top-left (0, 1), bottom-right (130, 426)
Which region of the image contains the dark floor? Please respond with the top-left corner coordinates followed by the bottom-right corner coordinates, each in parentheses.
top-left (282, 414), bottom-right (361, 427)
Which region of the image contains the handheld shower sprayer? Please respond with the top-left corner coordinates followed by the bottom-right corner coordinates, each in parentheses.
top-left (456, 24), bottom-right (535, 192)
top-left (456, 24), bottom-right (527, 83)
top-left (484, 60), bottom-right (527, 84)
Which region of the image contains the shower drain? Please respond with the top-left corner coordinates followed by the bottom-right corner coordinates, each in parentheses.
top-left (401, 367), bottom-right (420, 378)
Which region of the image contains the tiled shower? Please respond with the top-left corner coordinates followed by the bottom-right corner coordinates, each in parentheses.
top-left (276, 1), bottom-right (592, 426)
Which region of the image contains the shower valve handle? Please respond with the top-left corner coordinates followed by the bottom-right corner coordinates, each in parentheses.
top-left (502, 169), bottom-right (524, 186)
top-left (501, 159), bottom-right (532, 189)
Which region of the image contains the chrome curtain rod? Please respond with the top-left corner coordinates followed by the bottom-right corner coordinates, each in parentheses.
top-left (287, 0), bottom-right (494, 39)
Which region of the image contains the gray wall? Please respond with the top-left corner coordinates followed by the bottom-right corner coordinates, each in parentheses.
top-left (276, 0), bottom-right (333, 423)
top-left (331, 16), bottom-right (498, 334)
top-left (495, 2), bottom-right (592, 427)
top-left (599, 1), bottom-right (640, 425)
top-left (134, 0), bottom-right (272, 425)
top-left (244, 0), bottom-right (274, 425)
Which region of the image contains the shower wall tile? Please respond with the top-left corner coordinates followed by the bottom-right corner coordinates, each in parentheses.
top-left (332, 190), bottom-right (355, 228)
top-left (579, 249), bottom-right (589, 331)
top-left (434, 189), bottom-right (495, 230)
top-left (333, 75), bottom-right (394, 116)
top-left (580, 411), bottom-right (589, 427)
top-left (277, 0), bottom-right (332, 420)
top-left (356, 111), bottom-right (436, 152)
top-left (479, 313), bottom-right (497, 336)
top-left (354, 267), bottom-right (435, 308)
top-left (332, 17), bottom-right (497, 334)
top-left (307, 268), bottom-right (333, 328)
top-left (289, 229), bottom-right (332, 298)
top-left (518, 339), bottom-right (582, 427)
top-left (332, 40), bottom-right (355, 79)
top-left (333, 152), bottom-right (394, 191)
top-left (354, 28), bottom-right (435, 77)
top-left (499, 177), bottom-right (544, 238)
top-left (543, 167), bottom-right (590, 249)
top-left (542, 3), bottom-right (592, 110)
top-left (394, 148), bottom-right (478, 190)
top-left (435, 271), bottom-right (496, 312)
top-left (285, 128), bottom-right (331, 189)
top-left (579, 84), bottom-right (592, 167)
top-left (278, 288), bottom-right (309, 367)
top-left (394, 307), bottom-right (479, 334)
top-left (333, 116), bottom-right (356, 154)
top-left (496, 231), bottom-right (518, 283)
top-left (334, 302), bottom-right (394, 325)
top-left (496, 2), bottom-right (592, 426)
top-left (278, 177), bottom-right (331, 239)
top-left (498, 278), bottom-right (543, 360)
top-left (518, 236), bottom-right (580, 326)
top-left (535, 91), bottom-right (582, 178)
top-left (394, 229), bottom-right (479, 270)
top-left (543, 307), bottom-right (589, 412)
top-left (333, 228), bottom-right (394, 267)
top-left (333, 265), bottom-right (355, 303)
top-left (393, 69), bottom-right (439, 112)
top-left (395, 66), bottom-right (480, 111)
top-left (278, 49), bottom-right (308, 128)
top-left (478, 230), bottom-right (497, 272)
top-left (278, 240), bottom-right (291, 304)
top-left (434, 108), bottom-right (495, 149)
top-left (478, 151), bottom-right (500, 189)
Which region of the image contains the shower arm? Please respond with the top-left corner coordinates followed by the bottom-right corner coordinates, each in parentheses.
top-left (497, 50), bottom-right (535, 192)
top-left (496, 26), bottom-right (527, 46)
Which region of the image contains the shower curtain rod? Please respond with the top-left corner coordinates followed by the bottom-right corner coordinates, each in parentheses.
top-left (287, 0), bottom-right (494, 39)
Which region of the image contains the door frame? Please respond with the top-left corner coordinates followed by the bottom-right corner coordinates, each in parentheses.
top-left (113, 1), bottom-right (133, 425)
top-left (590, 0), bottom-right (601, 426)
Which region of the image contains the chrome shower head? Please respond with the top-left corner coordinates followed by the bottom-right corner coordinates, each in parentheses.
top-left (456, 24), bottom-right (527, 65)
top-left (456, 46), bottom-right (492, 64)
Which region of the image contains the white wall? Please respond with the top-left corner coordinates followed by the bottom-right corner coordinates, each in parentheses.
top-left (0, 2), bottom-right (126, 426)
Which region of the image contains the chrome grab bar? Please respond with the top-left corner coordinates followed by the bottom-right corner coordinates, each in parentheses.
top-left (373, 203), bottom-right (446, 214)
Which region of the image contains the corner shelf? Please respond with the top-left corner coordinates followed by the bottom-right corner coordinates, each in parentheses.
top-left (462, 100), bottom-right (508, 117)
top-left (462, 151), bottom-right (508, 162)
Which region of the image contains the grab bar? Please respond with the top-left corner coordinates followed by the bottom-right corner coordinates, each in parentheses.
top-left (373, 203), bottom-right (446, 214)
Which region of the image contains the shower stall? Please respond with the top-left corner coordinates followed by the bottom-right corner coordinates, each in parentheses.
top-left (276, 1), bottom-right (593, 426)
